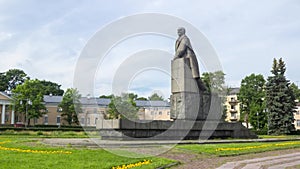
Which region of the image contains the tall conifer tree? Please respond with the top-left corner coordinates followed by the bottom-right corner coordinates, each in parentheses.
top-left (266, 58), bottom-right (296, 135)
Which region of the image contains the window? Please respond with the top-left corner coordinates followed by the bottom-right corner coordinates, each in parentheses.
top-left (231, 113), bottom-right (237, 118)
top-left (44, 115), bottom-right (48, 124)
top-left (95, 118), bottom-right (98, 124)
top-left (80, 118), bottom-right (85, 125)
top-left (159, 111), bottom-right (162, 115)
top-left (231, 105), bottom-right (235, 110)
top-left (5, 114), bottom-right (9, 122)
top-left (151, 111), bottom-right (154, 115)
top-left (57, 107), bottom-right (63, 112)
top-left (16, 116), bottom-right (19, 123)
top-left (34, 118), bottom-right (38, 124)
top-left (56, 116), bottom-right (61, 124)
top-left (297, 120), bottom-right (300, 127)
top-left (87, 118), bottom-right (90, 125)
top-left (167, 111), bottom-right (170, 115)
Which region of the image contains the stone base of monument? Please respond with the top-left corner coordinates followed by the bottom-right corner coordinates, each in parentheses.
top-left (97, 119), bottom-right (258, 140)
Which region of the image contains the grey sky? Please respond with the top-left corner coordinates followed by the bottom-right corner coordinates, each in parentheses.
top-left (0, 0), bottom-right (299, 97)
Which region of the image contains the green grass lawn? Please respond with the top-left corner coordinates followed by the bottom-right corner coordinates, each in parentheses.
top-left (176, 140), bottom-right (300, 156)
top-left (1, 132), bottom-right (300, 168)
top-left (0, 137), bottom-right (176, 169)
top-left (258, 135), bottom-right (300, 139)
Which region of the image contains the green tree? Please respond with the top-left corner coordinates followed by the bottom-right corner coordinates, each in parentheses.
top-left (148, 93), bottom-right (164, 101)
top-left (0, 72), bottom-right (6, 91)
top-left (202, 71), bottom-right (227, 121)
top-left (0, 69), bottom-right (28, 91)
top-left (136, 97), bottom-right (148, 101)
top-left (39, 80), bottom-right (64, 96)
top-left (58, 88), bottom-right (82, 125)
top-left (12, 79), bottom-right (46, 125)
top-left (201, 71), bottom-right (226, 93)
top-left (238, 74), bottom-right (266, 130)
top-left (107, 93), bottom-right (138, 120)
top-left (266, 58), bottom-right (296, 135)
top-left (290, 83), bottom-right (300, 101)
top-left (99, 94), bottom-right (113, 99)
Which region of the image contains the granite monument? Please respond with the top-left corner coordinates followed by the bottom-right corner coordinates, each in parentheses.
top-left (97, 28), bottom-right (257, 140)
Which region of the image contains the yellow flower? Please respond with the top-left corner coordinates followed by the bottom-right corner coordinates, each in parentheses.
top-left (0, 146), bottom-right (72, 154)
top-left (216, 142), bottom-right (300, 152)
top-left (111, 159), bottom-right (152, 169)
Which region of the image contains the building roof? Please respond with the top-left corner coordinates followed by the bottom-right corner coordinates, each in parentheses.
top-left (43, 95), bottom-right (170, 107)
top-left (228, 88), bottom-right (240, 95)
top-left (0, 91), bottom-right (12, 100)
top-left (43, 95), bottom-right (62, 103)
top-left (97, 98), bottom-right (111, 106)
top-left (80, 97), bottom-right (111, 105)
top-left (135, 100), bottom-right (170, 107)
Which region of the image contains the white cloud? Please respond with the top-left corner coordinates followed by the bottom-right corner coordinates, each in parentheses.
top-left (0, 32), bottom-right (13, 41)
top-left (1, 0), bottom-right (299, 96)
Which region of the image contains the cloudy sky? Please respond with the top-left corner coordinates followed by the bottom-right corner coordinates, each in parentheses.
top-left (0, 0), bottom-right (299, 98)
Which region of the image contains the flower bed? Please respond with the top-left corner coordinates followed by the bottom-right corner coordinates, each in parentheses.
top-left (112, 159), bottom-right (152, 169)
top-left (0, 140), bottom-right (72, 154)
top-left (215, 142), bottom-right (300, 152)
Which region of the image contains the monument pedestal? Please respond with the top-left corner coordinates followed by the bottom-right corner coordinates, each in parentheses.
top-left (97, 119), bottom-right (257, 140)
top-left (170, 58), bottom-right (210, 120)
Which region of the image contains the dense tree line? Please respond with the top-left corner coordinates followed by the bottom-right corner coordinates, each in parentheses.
top-left (0, 69), bottom-right (65, 125)
top-left (238, 58), bottom-right (298, 135)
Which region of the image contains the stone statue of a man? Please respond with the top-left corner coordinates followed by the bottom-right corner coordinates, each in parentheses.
top-left (174, 27), bottom-right (206, 91)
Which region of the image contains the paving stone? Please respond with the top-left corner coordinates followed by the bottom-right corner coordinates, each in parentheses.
top-left (217, 152), bottom-right (300, 169)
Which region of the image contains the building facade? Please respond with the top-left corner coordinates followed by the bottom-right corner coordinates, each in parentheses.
top-left (224, 88), bottom-right (241, 122)
top-left (294, 102), bottom-right (300, 130)
top-left (0, 93), bottom-right (171, 127)
top-left (0, 92), bottom-right (14, 125)
top-left (136, 100), bottom-right (171, 120)
top-left (2, 91), bottom-right (299, 129)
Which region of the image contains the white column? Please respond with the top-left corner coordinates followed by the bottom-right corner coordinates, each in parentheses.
top-left (11, 108), bottom-right (14, 124)
top-left (1, 104), bottom-right (5, 124)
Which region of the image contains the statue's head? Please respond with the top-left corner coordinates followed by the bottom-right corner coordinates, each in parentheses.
top-left (177, 27), bottom-right (185, 37)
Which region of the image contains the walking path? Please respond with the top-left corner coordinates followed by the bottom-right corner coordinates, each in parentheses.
top-left (217, 152), bottom-right (300, 169)
top-left (41, 137), bottom-right (300, 148)
top-left (41, 137), bottom-right (300, 168)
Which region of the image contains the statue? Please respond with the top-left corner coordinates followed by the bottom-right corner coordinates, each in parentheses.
top-left (174, 27), bottom-right (206, 91)
top-left (171, 27), bottom-right (207, 120)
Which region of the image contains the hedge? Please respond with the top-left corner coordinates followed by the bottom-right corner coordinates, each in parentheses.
top-left (0, 126), bottom-right (96, 132)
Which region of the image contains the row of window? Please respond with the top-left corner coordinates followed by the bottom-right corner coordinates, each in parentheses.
top-left (150, 111), bottom-right (170, 115)
top-left (52, 107), bottom-right (106, 115)
top-left (83, 110), bottom-right (105, 114)
top-left (146, 107), bottom-right (169, 111)
top-left (80, 117), bottom-right (98, 125)
top-left (42, 115), bottom-right (60, 124)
